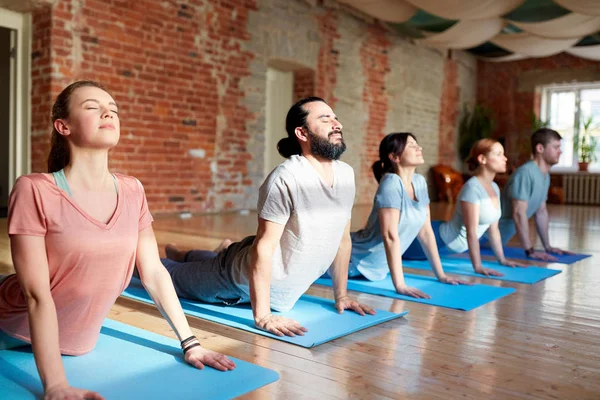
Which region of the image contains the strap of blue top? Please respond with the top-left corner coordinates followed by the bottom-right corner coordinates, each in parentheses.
top-left (52, 169), bottom-right (73, 197)
top-left (52, 169), bottom-right (118, 197)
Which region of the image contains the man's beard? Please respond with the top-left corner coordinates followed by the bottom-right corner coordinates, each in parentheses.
top-left (307, 129), bottom-right (347, 160)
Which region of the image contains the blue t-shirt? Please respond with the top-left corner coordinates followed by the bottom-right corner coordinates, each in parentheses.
top-left (498, 160), bottom-right (550, 244)
top-left (349, 173), bottom-right (430, 281)
top-left (439, 176), bottom-right (501, 253)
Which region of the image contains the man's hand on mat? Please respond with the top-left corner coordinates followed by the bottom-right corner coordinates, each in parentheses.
top-left (529, 250), bottom-right (558, 261)
top-left (474, 267), bottom-right (504, 277)
top-left (499, 259), bottom-right (527, 268)
top-left (255, 314), bottom-right (308, 337)
top-left (395, 285), bottom-right (431, 299)
top-left (185, 346), bottom-right (237, 371)
top-left (335, 296), bottom-right (376, 316)
top-left (545, 246), bottom-right (575, 255)
top-left (439, 275), bottom-right (472, 286)
top-left (45, 384), bottom-right (104, 400)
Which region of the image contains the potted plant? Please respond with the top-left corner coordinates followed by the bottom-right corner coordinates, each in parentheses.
top-left (574, 116), bottom-right (599, 172)
top-left (458, 104), bottom-right (496, 166)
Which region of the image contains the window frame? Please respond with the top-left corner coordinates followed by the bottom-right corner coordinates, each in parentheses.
top-left (540, 82), bottom-right (600, 173)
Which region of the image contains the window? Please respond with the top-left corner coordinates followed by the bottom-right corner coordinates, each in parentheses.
top-left (540, 83), bottom-right (600, 172)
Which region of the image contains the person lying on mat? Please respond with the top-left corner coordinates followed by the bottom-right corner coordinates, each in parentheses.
top-left (497, 128), bottom-right (574, 261)
top-left (0, 81), bottom-right (235, 400)
top-left (403, 139), bottom-right (526, 276)
top-left (348, 133), bottom-right (469, 299)
top-left (161, 97), bottom-right (375, 338)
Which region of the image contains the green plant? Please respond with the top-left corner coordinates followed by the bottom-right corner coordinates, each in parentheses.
top-left (531, 114), bottom-right (550, 131)
top-left (458, 104), bottom-right (496, 162)
top-left (574, 116), bottom-right (599, 163)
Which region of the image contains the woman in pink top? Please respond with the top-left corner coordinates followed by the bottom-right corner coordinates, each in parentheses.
top-left (0, 81), bottom-right (235, 400)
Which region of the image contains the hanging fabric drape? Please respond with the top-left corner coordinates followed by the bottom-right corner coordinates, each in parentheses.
top-left (417, 19), bottom-right (505, 49)
top-left (404, 0), bottom-right (525, 20)
top-left (339, 0), bottom-right (600, 61)
top-left (554, 0), bottom-right (600, 16)
top-left (478, 53), bottom-right (527, 62)
top-left (566, 45), bottom-right (600, 61)
top-left (510, 13), bottom-right (600, 39)
top-left (492, 33), bottom-right (580, 58)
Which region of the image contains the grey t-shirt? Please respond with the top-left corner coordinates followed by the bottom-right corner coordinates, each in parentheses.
top-left (439, 176), bottom-right (501, 253)
top-left (230, 155), bottom-right (356, 312)
top-left (349, 173), bottom-right (430, 281)
top-left (498, 160), bottom-right (550, 244)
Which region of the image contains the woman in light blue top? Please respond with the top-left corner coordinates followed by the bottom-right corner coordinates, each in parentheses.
top-left (349, 133), bottom-right (468, 299)
top-left (405, 139), bottom-right (525, 275)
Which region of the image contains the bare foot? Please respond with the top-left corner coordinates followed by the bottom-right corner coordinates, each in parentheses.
top-left (214, 239), bottom-right (233, 253)
top-left (165, 244), bottom-right (187, 262)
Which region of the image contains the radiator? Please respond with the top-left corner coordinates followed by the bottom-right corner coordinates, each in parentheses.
top-left (562, 174), bottom-right (600, 205)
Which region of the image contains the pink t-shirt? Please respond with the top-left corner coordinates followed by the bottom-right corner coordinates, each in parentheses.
top-left (0, 173), bottom-right (153, 355)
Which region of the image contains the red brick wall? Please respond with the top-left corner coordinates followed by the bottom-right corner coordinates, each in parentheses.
top-left (293, 70), bottom-right (315, 103)
top-left (314, 10), bottom-right (339, 108)
top-left (18, 0), bottom-right (474, 214)
top-left (477, 53), bottom-right (600, 167)
top-left (438, 57), bottom-right (459, 166)
top-left (30, 4), bottom-right (53, 173)
top-left (358, 25), bottom-right (391, 200)
top-left (28, 0), bottom-right (257, 213)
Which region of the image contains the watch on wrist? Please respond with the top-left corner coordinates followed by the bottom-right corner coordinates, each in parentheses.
top-left (524, 247), bottom-right (535, 257)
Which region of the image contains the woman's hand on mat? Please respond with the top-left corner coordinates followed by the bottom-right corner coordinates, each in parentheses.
top-left (498, 259), bottom-right (527, 268)
top-left (45, 383), bottom-right (104, 400)
top-left (529, 251), bottom-right (558, 262)
top-left (395, 285), bottom-right (431, 299)
top-left (335, 296), bottom-right (376, 316)
top-left (255, 314), bottom-right (308, 337)
top-left (439, 275), bottom-right (472, 286)
top-left (473, 267), bottom-right (504, 277)
top-left (545, 246), bottom-right (575, 255)
top-left (185, 346), bottom-right (237, 371)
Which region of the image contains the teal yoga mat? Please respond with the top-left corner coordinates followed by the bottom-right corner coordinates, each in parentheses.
top-left (315, 274), bottom-right (515, 311)
top-left (122, 279), bottom-right (407, 348)
top-left (403, 258), bottom-right (561, 284)
top-left (0, 319), bottom-right (279, 400)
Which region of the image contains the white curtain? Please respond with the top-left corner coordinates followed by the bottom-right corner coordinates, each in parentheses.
top-left (338, 0), bottom-right (416, 23)
top-left (403, 0), bottom-right (525, 20)
top-left (492, 33), bottom-right (580, 57)
top-left (417, 19), bottom-right (505, 49)
top-left (566, 45), bottom-right (600, 61)
top-left (554, 0), bottom-right (600, 16)
top-left (511, 13), bottom-right (600, 39)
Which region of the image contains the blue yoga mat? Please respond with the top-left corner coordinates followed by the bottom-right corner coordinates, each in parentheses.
top-left (476, 247), bottom-right (591, 264)
top-left (315, 274), bottom-right (514, 311)
top-left (0, 319), bottom-right (278, 400)
top-left (403, 258), bottom-right (561, 284)
top-left (122, 280), bottom-right (407, 348)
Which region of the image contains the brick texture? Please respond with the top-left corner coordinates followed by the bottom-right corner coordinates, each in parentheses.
top-left (10, 0), bottom-right (477, 214)
top-left (437, 57), bottom-right (459, 167)
top-left (357, 24), bottom-right (390, 201)
top-left (477, 53), bottom-right (600, 168)
top-left (293, 69), bottom-right (315, 103)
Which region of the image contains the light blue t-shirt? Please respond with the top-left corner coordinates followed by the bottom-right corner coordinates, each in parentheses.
top-left (498, 160), bottom-right (550, 244)
top-left (439, 176), bottom-right (501, 253)
top-left (349, 173), bottom-right (430, 281)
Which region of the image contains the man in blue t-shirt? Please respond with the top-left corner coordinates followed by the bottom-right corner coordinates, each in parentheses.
top-left (498, 128), bottom-right (574, 261)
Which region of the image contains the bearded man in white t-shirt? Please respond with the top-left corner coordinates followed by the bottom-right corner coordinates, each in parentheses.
top-left (161, 97), bottom-right (375, 337)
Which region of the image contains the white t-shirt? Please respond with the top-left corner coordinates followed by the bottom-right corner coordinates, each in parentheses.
top-left (439, 176), bottom-right (501, 253)
top-left (230, 155), bottom-right (356, 312)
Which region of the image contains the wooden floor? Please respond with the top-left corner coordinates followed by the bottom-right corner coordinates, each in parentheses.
top-left (1, 203), bottom-right (599, 399)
